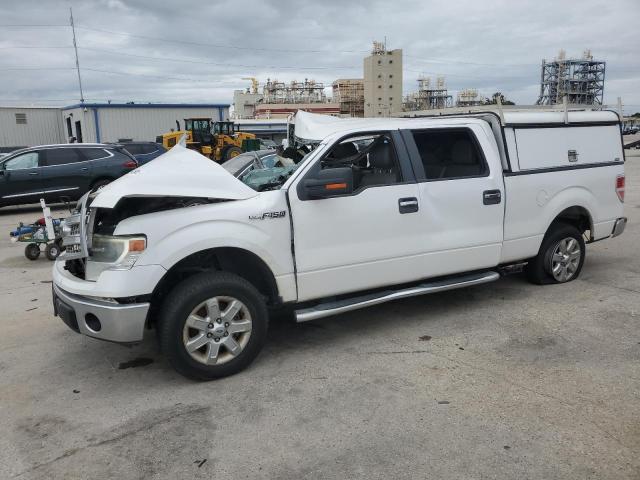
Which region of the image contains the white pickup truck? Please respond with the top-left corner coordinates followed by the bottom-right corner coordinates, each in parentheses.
top-left (52, 110), bottom-right (627, 380)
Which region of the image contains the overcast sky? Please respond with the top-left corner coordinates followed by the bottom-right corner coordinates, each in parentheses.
top-left (2, 0), bottom-right (639, 113)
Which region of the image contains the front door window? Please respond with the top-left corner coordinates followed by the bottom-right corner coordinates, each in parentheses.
top-left (4, 152), bottom-right (39, 170)
top-left (317, 132), bottom-right (403, 192)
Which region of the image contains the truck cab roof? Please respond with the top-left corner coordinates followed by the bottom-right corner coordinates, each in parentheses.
top-left (293, 110), bottom-right (621, 143)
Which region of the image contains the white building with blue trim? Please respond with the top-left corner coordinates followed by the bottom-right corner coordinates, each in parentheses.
top-left (0, 103), bottom-right (230, 149)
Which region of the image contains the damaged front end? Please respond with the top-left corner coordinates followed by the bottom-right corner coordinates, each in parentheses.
top-left (61, 194), bottom-right (233, 281)
top-left (59, 145), bottom-right (260, 281)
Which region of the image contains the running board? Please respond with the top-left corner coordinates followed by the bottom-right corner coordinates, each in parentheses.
top-left (295, 271), bottom-right (500, 322)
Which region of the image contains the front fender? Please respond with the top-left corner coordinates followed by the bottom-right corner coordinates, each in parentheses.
top-left (111, 196), bottom-right (295, 281)
top-left (142, 219), bottom-right (289, 276)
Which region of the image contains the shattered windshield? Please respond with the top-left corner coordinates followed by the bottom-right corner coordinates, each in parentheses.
top-left (240, 163), bottom-right (299, 191)
top-left (237, 147), bottom-right (315, 191)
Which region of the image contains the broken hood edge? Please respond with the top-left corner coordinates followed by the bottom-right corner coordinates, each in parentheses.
top-left (90, 145), bottom-right (259, 209)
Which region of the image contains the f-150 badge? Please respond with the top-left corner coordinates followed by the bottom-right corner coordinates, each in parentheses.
top-left (249, 211), bottom-right (286, 220)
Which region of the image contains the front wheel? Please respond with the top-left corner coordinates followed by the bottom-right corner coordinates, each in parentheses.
top-left (45, 242), bottom-right (61, 260)
top-left (158, 272), bottom-right (268, 380)
top-left (526, 223), bottom-right (585, 284)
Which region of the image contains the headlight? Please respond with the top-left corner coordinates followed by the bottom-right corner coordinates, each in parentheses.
top-left (90, 234), bottom-right (146, 270)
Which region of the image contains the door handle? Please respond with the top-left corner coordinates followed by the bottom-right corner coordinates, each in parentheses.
top-left (398, 197), bottom-right (419, 214)
top-left (483, 190), bottom-right (501, 205)
top-left (29, 172), bottom-right (39, 175)
top-left (81, 167), bottom-right (89, 171)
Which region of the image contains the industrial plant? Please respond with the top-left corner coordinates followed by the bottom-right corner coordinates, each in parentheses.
top-left (0, 40), bottom-right (616, 151)
top-left (233, 77), bottom-right (338, 119)
top-left (536, 49), bottom-right (606, 106)
top-left (332, 79), bottom-right (365, 117)
top-left (231, 43), bottom-right (610, 123)
top-left (402, 76), bottom-right (452, 111)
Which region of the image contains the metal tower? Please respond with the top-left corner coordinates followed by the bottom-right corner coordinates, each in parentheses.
top-left (537, 49), bottom-right (605, 105)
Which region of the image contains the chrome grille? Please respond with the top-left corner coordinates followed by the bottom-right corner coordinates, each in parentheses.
top-left (60, 194), bottom-right (91, 260)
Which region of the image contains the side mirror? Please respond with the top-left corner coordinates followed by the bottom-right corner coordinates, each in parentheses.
top-left (302, 167), bottom-right (353, 199)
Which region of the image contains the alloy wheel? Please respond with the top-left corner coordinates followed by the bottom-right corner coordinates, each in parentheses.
top-left (182, 296), bottom-right (253, 365)
top-left (549, 237), bottom-right (582, 282)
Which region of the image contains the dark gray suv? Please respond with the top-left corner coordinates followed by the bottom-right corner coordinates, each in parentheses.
top-left (0, 144), bottom-right (137, 207)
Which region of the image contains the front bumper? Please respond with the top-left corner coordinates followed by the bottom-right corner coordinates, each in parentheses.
top-left (612, 217), bottom-right (627, 238)
top-left (53, 284), bottom-right (149, 343)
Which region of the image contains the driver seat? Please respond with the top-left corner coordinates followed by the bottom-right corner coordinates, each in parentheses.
top-left (359, 141), bottom-right (398, 187)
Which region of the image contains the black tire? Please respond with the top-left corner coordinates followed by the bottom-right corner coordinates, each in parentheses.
top-left (91, 178), bottom-right (111, 191)
top-left (24, 243), bottom-right (40, 260)
top-left (158, 272), bottom-right (268, 380)
top-left (45, 242), bottom-right (61, 260)
top-left (525, 223), bottom-right (585, 285)
top-left (222, 146), bottom-right (243, 161)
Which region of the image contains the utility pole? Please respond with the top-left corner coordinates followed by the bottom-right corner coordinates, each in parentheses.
top-left (69, 7), bottom-right (85, 103)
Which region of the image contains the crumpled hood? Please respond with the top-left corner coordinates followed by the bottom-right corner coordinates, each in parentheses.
top-left (90, 145), bottom-right (258, 208)
top-left (294, 110), bottom-right (387, 142)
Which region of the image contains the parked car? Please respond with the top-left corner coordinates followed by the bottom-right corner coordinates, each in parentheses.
top-left (119, 141), bottom-right (166, 165)
top-left (53, 110), bottom-right (626, 380)
top-left (0, 144), bottom-right (137, 207)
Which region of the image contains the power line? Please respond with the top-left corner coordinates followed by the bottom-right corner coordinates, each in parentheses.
top-left (82, 67), bottom-right (245, 85)
top-left (404, 54), bottom-right (533, 68)
top-left (0, 46), bottom-right (73, 49)
top-left (403, 67), bottom-right (513, 79)
top-left (0, 24), bottom-right (68, 27)
top-left (0, 98), bottom-right (80, 101)
top-left (75, 24), bottom-right (539, 68)
top-left (78, 46), bottom-right (358, 71)
top-left (0, 66), bottom-right (76, 71)
top-left (75, 24), bottom-right (368, 54)
top-left (0, 65), bottom-right (241, 85)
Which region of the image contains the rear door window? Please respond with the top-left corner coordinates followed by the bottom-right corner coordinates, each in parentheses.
top-left (123, 144), bottom-right (143, 155)
top-left (4, 151), bottom-right (39, 170)
top-left (43, 148), bottom-right (84, 166)
top-left (411, 129), bottom-right (487, 180)
top-left (140, 144), bottom-right (159, 154)
top-left (80, 148), bottom-right (110, 160)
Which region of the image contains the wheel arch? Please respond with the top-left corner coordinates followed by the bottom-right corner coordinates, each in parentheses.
top-left (148, 246), bottom-right (280, 326)
top-left (547, 205), bottom-right (594, 239)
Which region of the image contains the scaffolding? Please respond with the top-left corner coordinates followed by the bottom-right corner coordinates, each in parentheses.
top-left (536, 49), bottom-right (605, 105)
top-left (371, 40), bottom-right (387, 56)
top-left (332, 79), bottom-right (364, 117)
top-left (403, 76), bottom-right (452, 111)
top-left (262, 78), bottom-right (328, 104)
top-left (456, 88), bottom-right (483, 107)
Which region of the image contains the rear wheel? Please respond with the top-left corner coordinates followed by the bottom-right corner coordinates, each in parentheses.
top-left (24, 243), bottom-right (40, 260)
top-left (158, 272), bottom-right (268, 380)
top-left (526, 223), bottom-right (585, 284)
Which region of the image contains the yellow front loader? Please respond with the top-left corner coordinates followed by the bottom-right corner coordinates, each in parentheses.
top-left (156, 118), bottom-right (258, 162)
